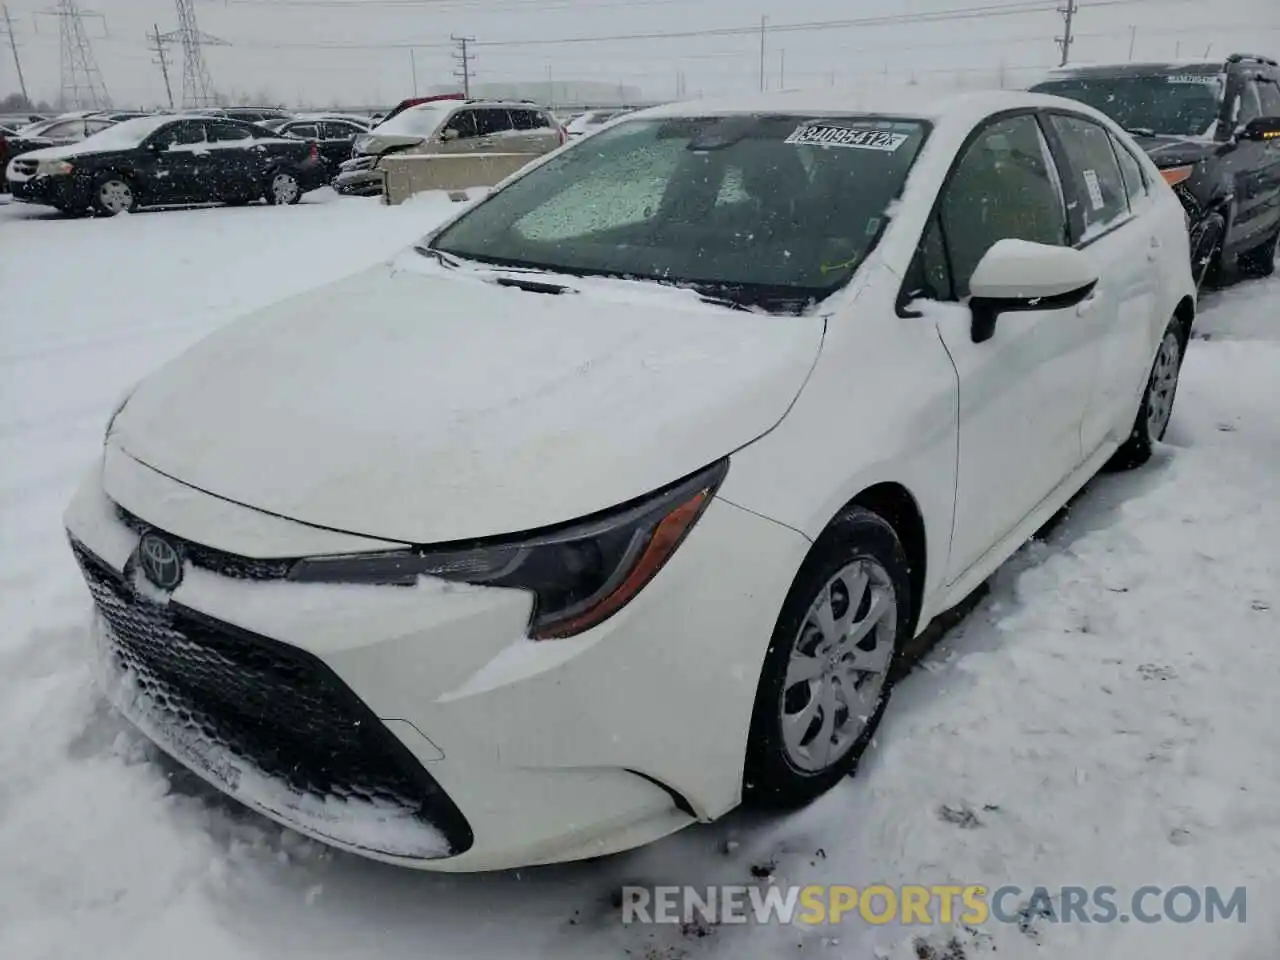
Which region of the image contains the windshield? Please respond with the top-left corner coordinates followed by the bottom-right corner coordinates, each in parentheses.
top-left (1032, 69), bottom-right (1224, 137)
top-left (77, 115), bottom-right (180, 151)
top-left (372, 105), bottom-right (447, 138)
top-left (429, 114), bottom-right (928, 308)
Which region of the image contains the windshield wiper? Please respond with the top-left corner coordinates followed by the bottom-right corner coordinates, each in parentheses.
top-left (493, 276), bottom-right (571, 295)
top-left (414, 244), bottom-right (461, 269)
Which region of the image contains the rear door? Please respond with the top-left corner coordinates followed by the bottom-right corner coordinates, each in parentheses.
top-left (203, 120), bottom-right (261, 199)
top-left (318, 121), bottom-right (363, 168)
top-left (921, 112), bottom-right (1101, 581)
top-left (1044, 111), bottom-right (1159, 456)
top-left (472, 107), bottom-right (515, 153)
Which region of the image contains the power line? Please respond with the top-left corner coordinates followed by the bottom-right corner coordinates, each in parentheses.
top-left (2, 4), bottom-right (29, 103)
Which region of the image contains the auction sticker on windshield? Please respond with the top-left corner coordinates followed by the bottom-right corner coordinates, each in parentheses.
top-left (785, 123), bottom-right (909, 151)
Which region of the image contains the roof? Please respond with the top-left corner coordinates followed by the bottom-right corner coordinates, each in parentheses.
top-left (627, 87), bottom-right (1080, 123)
top-left (1040, 59), bottom-right (1228, 78)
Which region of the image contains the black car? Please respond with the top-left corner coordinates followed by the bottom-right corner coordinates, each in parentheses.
top-left (1032, 54), bottom-right (1280, 286)
top-left (6, 114), bottom-right (328, 215)
top-left (202, 106), bottom-right (294, 125)
top-left (275, 117), bottom-right (369, 172)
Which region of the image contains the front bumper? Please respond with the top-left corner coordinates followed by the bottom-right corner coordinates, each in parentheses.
top-left (333, 167), bottom-right (384, 196)
top-left (8, 172), bottom-right (86, 209)
top-left (65, 453), bottom-right (809, 870)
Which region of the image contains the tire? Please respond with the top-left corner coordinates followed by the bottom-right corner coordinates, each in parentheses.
top-left (743, 507), bottom-right (912, 808)
top-left (1190, 212), bottom-right (1224, 290)
top-left (1237, 224), bottom-right (1278, 279)
top-left (266, 170), bottom-right (302, 206)
top-left (1108, 320), bottom-right (1185, 471)
top-left (91, 173), bottom-right (136, 216)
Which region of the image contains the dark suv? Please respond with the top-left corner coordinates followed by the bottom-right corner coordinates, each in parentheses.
top-left (1032, 54), bottom-right (1280, 286)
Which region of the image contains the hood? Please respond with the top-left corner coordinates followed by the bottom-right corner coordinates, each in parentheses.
top-left (354, 132), bottom-right (426, 156)
top-left (1127, 133), bottom-right (1217, 168)
top-left (9, 140), bottom-right (123, 162)
top-left (111, 262), bottom-right (825, 545)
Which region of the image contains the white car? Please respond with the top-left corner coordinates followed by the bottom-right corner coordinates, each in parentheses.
top-left (66, 88), bottom-right (1195, 872)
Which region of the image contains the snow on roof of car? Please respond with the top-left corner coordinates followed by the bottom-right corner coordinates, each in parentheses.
top-left (624, 87), bottom-right (1079, 125)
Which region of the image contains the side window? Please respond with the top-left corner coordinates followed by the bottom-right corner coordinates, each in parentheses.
top-left (207, 121), bottom-right (252, 143)
top-left (1236, 81), bottom-right (1263, 126)
top-left (473, 109), bottom-right (513, 137)
top-left (1047, 113), bottom-right (1130, 237)
top-left (939, 114), bottom-right (1068, 298)
top-left (84, 119), bottom-right (114, 136)
top-left (1257, 79), bottom-right (1280, 117)
top-left (904, 212), bottom-right (954, 303)
top-left (509, 109), bottom-right (540, 131)
top-left (320, 121), bottom-right (358, 140)
top-left (41, 120), bottom-right (80, 139)
top-left (443, 109), bottom-right (478, 140)
top-left (1111, 134), bottom-right (1148, 207)
top-left (285, 122), bottom-right (319, 139)
top-left (153, 120), bottom-right (205, 149)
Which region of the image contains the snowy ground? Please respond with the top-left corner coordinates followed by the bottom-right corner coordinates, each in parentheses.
top-left (1, 192), bottom-right (1277, 960)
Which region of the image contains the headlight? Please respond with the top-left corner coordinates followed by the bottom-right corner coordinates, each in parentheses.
top-left (289, 459), bottom-right (729, 639)
top-left (35, 159), bottom-right (74, 177)
top-left (1159, 165), bottom-right (1194, 187)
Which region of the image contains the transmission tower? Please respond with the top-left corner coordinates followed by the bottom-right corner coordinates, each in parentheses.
top-left (39, 0), bottom-right (110, 110)
top-left (161, 0), bottom-right (225, 108)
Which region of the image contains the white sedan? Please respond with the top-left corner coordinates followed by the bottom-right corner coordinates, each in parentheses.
top-left (65, 88), bottom-right (1195, 871)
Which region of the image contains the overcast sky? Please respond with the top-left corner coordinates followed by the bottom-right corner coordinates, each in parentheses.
top-left (2, 0), bottom-right (1276, 108)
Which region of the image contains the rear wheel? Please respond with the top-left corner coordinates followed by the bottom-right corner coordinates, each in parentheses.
top-left (1108, 321), bottom-right (1184, 470)
top-left (744, 507), bottom-right (911, 807)
top-left (92, 174), bottom-right (136, 216)
top-left (266, 170), bottom-right (302, 206)
top-left (1237, 225), bottom-right (1278, 279)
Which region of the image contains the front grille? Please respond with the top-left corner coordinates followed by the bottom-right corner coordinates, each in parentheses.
top-left (114, 503), bottom-right (294, 581)
top-left (71, 539), bottom-right (473, 857)
top-left (342, 154), bottom-right (377, 172)
top-left (12, 158), bottom-right (36, 177)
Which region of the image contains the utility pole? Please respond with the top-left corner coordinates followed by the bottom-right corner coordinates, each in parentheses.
top-left (148, 23), bottom-right (174, 109)
top-left (39, 0), bottom-right (111, 110)
top-left (159, 0), bottom-right (225, 108)
top-left (2, 5), bottom-right (29, 103)
top-left (451, 34), bottom-right (474, 98)
top-left (758, 16), bottom-right (767, 92)
top-left (1055, 0), bottom-right (1078, 67)
top-left (1127, 25), bottom-right (1137, 61)
top-left (410, 48), bottom-right (418, 96)
top-left (778, 48), bottom-right (785, 90)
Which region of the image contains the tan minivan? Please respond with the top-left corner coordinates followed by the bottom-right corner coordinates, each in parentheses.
top-left (334, 99), bottom-right (563, 203)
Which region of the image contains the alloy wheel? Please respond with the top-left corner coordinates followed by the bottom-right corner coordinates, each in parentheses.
top-left (271, 173), bottom-right (300, 204)
top-left (98, 179), bottom-right (134, 214)
top-left (1146, 330), bottom-right (1181, 441)
top-left (780, 558), bottom-right (898, 773)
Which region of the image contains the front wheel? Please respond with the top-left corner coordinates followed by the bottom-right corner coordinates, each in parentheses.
top-left (266, 170), bottom-right (301, 206)
top-left (91, 174), bottom-right (136, 216)
top-left (743, 507), bottom-right (911, 808)
top-left (1108, 322), bottom-right (1184, 471)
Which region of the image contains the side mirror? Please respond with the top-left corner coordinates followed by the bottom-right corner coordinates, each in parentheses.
top-left (1238, 116), bottom-right (1280, 143)
top-left (968, 239), bottom-right (1099, 344)
top-left (440, 128), bottom-right (460, 142)
top-left (146, 140), bottom-right (166, 153)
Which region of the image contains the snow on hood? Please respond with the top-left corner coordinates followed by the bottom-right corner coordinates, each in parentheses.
top-left (1128, 132), bottom-right (1218, 167)
top-left (16, 115), bottom-right (175, 162)
top-left (110, 262), bottom-right (825, 544)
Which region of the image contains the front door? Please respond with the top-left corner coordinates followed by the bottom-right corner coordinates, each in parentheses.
top-left (919, 113), bottom-right (1103, 581)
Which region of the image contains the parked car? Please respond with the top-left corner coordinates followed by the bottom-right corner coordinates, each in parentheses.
top-left (563, 108), bottom-right (631, 138)
top-left (1031, 53), bottom-right (1280, 286)
top-left (201, 106), bottom-right (294, 125)
top-left (374, 93), bottom-right (465, 128)
top-left (6, 114), bottom-right (327, 214)
top-left (1, 124), bottom-right (56, 190)
top-left (262, 113), bottom-right (371, 134)
top-left (335, 98), bottom-right (562, 198)
top-left (66, 88), bottom-right (1195, 871)
top-left (277, 116), bottom-right (370, 171)
top-left (12, 114), bottom-right (117, 145)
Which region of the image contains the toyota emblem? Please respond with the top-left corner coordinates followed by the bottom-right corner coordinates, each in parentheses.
top-left (138, 532), bottom-right (184, 591)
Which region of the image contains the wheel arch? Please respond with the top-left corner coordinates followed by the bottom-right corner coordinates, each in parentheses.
top-left (1173, 294), bottom-right (1195, 348)
top-left (808, 482), bottom-right (928, 637)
